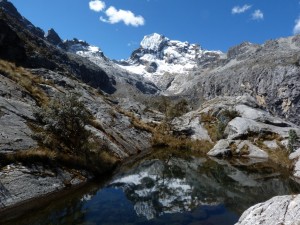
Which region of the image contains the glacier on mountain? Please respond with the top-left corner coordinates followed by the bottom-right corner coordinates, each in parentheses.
top-left (118, 33), bottom-right (223, 91)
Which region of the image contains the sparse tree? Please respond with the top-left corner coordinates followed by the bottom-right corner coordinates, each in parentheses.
top-left (36, 92), bottom-right (91, 155)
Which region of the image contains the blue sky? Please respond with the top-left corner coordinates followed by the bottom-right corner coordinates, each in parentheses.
top-left (9, 0), bottom-right (300, 59)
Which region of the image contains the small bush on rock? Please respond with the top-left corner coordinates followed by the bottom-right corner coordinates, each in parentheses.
top-left (35, 92), bottom-right (92, 155)
top-left (216, 109), bottom-right (239, 140)
top-left (288, 129), bottom-right (298, 153)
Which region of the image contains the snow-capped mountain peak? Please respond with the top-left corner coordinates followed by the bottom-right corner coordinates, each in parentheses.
top-left (58, 32), bottom-right (223, 94)
top-left (117, 33), bottom-right (223, 91)
top-left (60, 38), bottom-right (110, 66)
top-left (63, 39), bottom-right (103, 56)
top-left (140, 33), bottom-right (169, 51)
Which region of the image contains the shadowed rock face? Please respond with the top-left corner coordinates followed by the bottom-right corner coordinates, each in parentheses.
top-left (0, 19), bottom-right (26, 63)
top-left (0, 6), bottom-right (116, 94)
top-left (45, 28), bottom-right (62, 46)
top-left (0, 0), bottom-right (44, 38)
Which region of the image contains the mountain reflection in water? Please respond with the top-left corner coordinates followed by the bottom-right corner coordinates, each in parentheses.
top-left (110, 156), bottom-right (300, 221)
top-left (2, 155), bottom-right (300, 225)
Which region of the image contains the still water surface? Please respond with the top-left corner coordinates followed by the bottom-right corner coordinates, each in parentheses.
top-left (2, 153), bottom-right (300, 225)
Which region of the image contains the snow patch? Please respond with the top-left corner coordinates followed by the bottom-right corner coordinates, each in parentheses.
top-left (141, 33), bottom-right (169, 51)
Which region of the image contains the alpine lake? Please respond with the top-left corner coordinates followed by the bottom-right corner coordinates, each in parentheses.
top-left (1, 148), bottom-right (300, 225)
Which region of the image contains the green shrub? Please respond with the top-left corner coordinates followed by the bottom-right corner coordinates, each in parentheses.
top-left (35, 92), bottom-right (92, 156)
top-left (216, 109), bottom-right (239, 140)
top-left (288, 129), bottom-right (298, 153)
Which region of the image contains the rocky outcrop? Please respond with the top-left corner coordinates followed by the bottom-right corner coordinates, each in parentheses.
top-left (30, 68), bottom-right (152, 158)
top-left (235, 195), bottom-right (300, 225)
top-left (62, 39), bottom-right (159, 95)
top-left (0, 75), bottom-right (37, 153)
top-left (0, 64), bottom-right (153, 209)
top-left (45, 28), bottom-right (62, 46)
top-left (0, 6), bottom-right (116, 94)
top-left (289, 148), bottom-right (300, 178)
top-left (0, 163), bottom-right (90, 208)
top-left (172, 111), bottom-right (211, 141)
top-left (225, 117), bottom-right (295, 140)
top-left (167, 95), bottom-right (300, 171)
top-left (207, 139), bottom-right (269, 159)
top-left (0, 19), bottom-right (26, 63)
top-left (0, 0), bottom-right (44, 38)
top-left (207, 139), bottom-right (232, 157)
top-left (189, 36), bottom-right (300, 126)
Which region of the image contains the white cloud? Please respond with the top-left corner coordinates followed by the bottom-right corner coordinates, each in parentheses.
top-left (293, 17), bottom-right (300, 34)
top-left (232, 5), bottom-right (252, 14)
top-left (252, 9), bottom-right (264, 20)
top-left (100, 6), bottom-right (145, 27)
top-left (89, 0), bottom-right (106, 12)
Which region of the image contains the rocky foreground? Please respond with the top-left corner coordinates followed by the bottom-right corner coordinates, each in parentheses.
top-left (236, 195), bottom-right (300, 225)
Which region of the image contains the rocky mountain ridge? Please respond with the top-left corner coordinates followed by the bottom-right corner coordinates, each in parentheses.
top-left (118, 33), bottom-right (224, 90)
top-left (70, 29), bottom-right (300, 131)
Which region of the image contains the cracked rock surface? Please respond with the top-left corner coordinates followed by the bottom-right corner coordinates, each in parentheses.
top-left (235, 194), bottom-right (300, 225)
top-left (0, 164), bottom-right (90, 208)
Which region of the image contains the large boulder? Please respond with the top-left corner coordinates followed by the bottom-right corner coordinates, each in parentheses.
top-left (172, 112), bottom-right (211, 141)
top-left (208, 140), bottom-right (268, 159)
top-left (236, 140), bottom-right (269, 158)
top-left (225, 117), bottom-right (299, 140)
top-left (235, 195), bottom-right (300, 225)
top-left (207, 139), bottom-right (232, 157)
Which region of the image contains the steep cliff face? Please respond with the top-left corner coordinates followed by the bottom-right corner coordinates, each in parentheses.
top-left (0, 62), bottom-right (154, 208)
top-left (188, 37), bottom-right (300, 126)
top-left (0, 0), bottom-right (44, 38)
top-left (0, 0), bottom-right (119, 94)
top-left (0, 1), bottom-right (157, 208)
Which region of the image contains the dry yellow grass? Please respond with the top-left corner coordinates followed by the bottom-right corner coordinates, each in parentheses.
top-left (0, 59), bottom-right (49, 105)
top-left (2, 148), bottom-right (57, 166)
top-left (200, 112), bottom-right (218, 142)
top-left (252, 133), bottom-right (292, 168)
top-left (116, 107), bottom-right (155, 133)
top-left (2, 146), bottom-right (119, 175)
top-left (151, 120), bottom-right (213, 155)
top-left (267, 148), bottom-right (292, 169)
